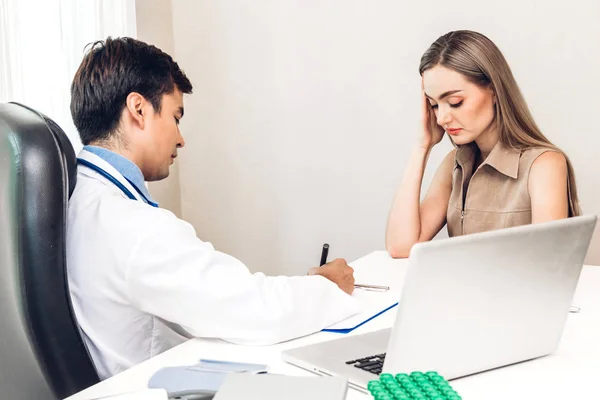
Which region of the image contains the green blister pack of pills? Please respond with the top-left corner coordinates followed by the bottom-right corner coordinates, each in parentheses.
top-left (367, 371), bottom-right (462, 400)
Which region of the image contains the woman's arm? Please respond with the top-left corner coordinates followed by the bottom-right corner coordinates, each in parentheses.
top-left (529, 151), bottom-right (569, 223)
top-left (385, 148), bottom-right (455, 258)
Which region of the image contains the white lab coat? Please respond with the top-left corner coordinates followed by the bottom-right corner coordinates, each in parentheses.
top-left (66, 150), bottom-right (358, 380)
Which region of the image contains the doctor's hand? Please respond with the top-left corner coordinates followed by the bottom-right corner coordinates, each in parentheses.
top-left (307, 258), bottom-right (355, 295)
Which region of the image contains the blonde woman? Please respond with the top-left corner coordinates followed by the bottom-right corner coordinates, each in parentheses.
top-left (386, 30), bottom-right (580, 258)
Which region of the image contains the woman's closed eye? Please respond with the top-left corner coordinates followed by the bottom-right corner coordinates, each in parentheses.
top-left (429, 101), bottom-right (462, 110)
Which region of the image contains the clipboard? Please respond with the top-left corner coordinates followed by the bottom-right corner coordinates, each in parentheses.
top-left (321, 289), bottom-right (399, 334)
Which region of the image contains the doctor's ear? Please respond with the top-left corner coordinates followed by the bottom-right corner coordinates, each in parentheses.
top-left (125, 92), bottom-right (146, 129)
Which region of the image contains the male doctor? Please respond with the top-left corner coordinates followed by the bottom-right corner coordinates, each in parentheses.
top-left (67, 37), bottom-right (358, 380)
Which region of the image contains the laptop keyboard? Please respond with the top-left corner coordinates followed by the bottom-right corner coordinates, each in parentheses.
top-left (345, 353), bottom-right (386, 375)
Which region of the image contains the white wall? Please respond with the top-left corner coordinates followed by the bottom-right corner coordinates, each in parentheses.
top-left (136, 0), bottom-right (183, 217)
top-left (166, 0), bottom-right (600, 275)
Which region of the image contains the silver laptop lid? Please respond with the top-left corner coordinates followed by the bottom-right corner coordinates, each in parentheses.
top-left (384, 215), bottom-right (597, 379)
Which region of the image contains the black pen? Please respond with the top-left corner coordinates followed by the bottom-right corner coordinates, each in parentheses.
top-left (320, 243), bottom-right (329, 266)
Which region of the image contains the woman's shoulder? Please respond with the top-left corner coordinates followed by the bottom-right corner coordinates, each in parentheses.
top-left (441, 148), bottom-right (458, 171)
top-left (445, 148), bottom-right (458, 161)
top-left (528, 150), bottom-right (567, 169)
top-left (520, 146), bottom-right (565, 164)
top-left (523, 147), bottom-right (567, 180)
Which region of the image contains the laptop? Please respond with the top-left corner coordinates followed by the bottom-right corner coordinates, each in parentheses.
top-left (282, 215), bottom-right (597, 393)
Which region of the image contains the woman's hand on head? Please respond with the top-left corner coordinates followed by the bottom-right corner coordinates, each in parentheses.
top-left (419, 80), bottom-right (445, 150)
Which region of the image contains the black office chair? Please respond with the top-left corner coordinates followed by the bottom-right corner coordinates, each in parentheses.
top-left (0, 102), bottom-right (99, 399)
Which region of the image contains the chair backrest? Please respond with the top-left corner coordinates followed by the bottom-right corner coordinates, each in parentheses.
top-left (0, 102), bottom-right (99, 399)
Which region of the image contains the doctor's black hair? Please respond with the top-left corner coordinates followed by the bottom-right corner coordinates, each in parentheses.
top-left (70, 37), bottom-right (193, 145)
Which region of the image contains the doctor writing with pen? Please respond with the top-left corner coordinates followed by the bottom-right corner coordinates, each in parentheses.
top-left (66, 37), bottom-right (358, 381)
top-left (317, 244), bottom-right (389, 292)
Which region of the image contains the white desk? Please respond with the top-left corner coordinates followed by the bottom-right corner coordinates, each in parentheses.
top-left (66, 251), bottom-right (600, 400)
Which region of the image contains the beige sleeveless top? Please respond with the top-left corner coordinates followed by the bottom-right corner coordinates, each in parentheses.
top-left (446, 141), bottom-right (553, 237)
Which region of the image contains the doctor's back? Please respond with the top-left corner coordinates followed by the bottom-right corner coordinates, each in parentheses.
top-left (66, 37), bottom-right (358, 380)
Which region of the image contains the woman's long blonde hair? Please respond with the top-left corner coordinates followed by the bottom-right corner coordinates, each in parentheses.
top-left (419, 30), bottom-right (580, 216)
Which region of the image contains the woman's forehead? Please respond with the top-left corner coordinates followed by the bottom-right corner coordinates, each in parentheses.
top-left (423, 65), bottom-right (472, 99)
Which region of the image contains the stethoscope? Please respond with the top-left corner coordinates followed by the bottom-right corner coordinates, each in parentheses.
top-left (77, 158), bottom-right (158, 208)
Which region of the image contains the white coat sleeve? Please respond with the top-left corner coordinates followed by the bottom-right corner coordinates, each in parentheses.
top-left (125, 211), bottom-right (359, 345)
